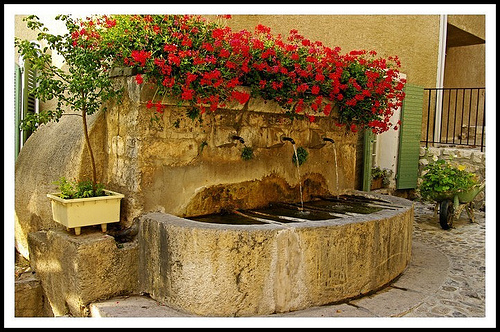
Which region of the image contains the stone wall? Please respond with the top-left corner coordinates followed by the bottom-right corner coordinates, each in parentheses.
top-left (104, 77), bottom-right (359, 225)
top-left (15, 272), bottom-right (50, 317)
top-left (418, 146), bottom-right (486, 209)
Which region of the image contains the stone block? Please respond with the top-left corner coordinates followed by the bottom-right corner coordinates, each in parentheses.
top-left (472, 152), bottom-right (485, 163)
top-left (28, 229), bottom-right (139, 317)
top-left (425, 147), bottom-right (441, 158)
top-left (456, 148), bottom-right (473, 159)
top-left (15, 272), bottom-right (48, 317)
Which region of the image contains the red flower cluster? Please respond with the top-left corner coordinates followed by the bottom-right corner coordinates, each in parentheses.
top-left (129, 50), bottom-right (151, 67)
top-left (83, 14), bottom-right (406, 134)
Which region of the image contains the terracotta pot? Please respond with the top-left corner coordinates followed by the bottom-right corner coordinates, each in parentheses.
top-left (370, 177), bottom-right (383, 190)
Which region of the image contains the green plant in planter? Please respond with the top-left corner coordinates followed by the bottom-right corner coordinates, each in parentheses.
top-left (15, 15), bottom-right (122, 196)
top-left (418, 158), bottom-right (478, 202)
top-left (371, 166), bottom-right (392, 187)
top-left (54, 177), bottom-right (105, 199)
top-left (292, 147), bottom-right (309, 166)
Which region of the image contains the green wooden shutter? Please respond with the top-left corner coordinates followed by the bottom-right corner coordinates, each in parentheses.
top-left (21, 59), bottom-right (37, 143)
top-left (23, 60), bottom-right (36, 143)
top-left (362, 129), bottom-right (374, 191)
top-left (15, 63), bottom-right (22, 160)
top-left (396, 84), bottom-right (424, 189)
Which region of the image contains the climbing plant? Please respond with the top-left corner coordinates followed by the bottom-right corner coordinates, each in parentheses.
top-left (292, 147), bottom-right (309, 166)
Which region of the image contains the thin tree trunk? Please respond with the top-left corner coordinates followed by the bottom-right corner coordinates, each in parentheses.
top-left (81, 108), bottom-right (97, 193)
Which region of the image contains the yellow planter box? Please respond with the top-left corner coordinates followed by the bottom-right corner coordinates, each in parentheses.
top-left (47, 190), bottom-right (124, 235)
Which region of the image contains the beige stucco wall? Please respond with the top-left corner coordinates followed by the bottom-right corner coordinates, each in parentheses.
top-left (444, 44), bottom-right (485, 87)
top-left (445, 15), bottom-right (485, 88)
top-left (448, 15), bottom-right (485, 39)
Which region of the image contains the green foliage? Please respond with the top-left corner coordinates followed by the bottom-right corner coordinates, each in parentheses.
top-left (418, 158), bottom-right (478, 202)
top-left (292, 147), bottom-right (308, 166)
top-left (14, 14), bottom-right (122, 133)
top-left (186, 107), bottom-right (201, 121)
top-left (199, 140), bottom-right (208, 153)
top-left (15, 15), bottom-right (125, 190)
top-left (241, 146), bottom-right (254, 161)
top-left (54, 177), bottom-right (105, 199)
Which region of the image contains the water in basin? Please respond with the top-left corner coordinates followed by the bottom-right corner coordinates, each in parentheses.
top-left (188, 194), bottom-right (394, 225)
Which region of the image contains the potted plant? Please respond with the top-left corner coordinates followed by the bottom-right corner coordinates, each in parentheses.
top-left (15, 15), bottom-right (124, 235)
top-left (371, 166), bottom-right (392, 190)
top-left (46, 178), bottom-right (124, 235)
top-left (418, 157), bottom-right (479, 203)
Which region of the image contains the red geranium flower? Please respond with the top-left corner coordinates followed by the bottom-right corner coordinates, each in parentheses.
top-left (181, 88), bottom-right (194, 101)
top-left (135, 74), bottom-right (143, 84)
top-left (131, 50), bottom-right (151, 67)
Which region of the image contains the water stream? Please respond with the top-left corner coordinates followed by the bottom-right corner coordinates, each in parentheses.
top-left (331, 141), bottom-right (340, 199)
top-left (291, 143), bottom-right (305, 211)
top-left (321, 137), bottom-right (339, 199)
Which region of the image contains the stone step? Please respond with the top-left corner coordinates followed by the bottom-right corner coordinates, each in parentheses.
top-left (89, 295), bottom-right (195, 317)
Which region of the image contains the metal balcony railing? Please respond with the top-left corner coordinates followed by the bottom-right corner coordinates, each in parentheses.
top-left (421, 87), bottom-right (485, 152)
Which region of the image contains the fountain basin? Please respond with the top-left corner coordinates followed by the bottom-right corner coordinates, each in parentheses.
top-left (138, 191), bottom-right (414, 316)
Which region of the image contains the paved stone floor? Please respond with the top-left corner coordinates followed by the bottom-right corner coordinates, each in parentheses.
top-left (403, 201), bottom-right (487, 318)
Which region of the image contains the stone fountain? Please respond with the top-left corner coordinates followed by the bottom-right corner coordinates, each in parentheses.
top-left (14, 75), bottom-right (413, 317)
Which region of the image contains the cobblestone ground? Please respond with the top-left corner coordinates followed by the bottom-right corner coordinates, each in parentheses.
top-left (403, 201), bottom-right (487, 317)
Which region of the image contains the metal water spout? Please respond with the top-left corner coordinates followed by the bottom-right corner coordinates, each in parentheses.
top-left (281, 136), bottom-right (296, 145)
top-left (323, 137), bottom-right (335, 144)
top-left (232, 135), bottom-right (245, 144)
